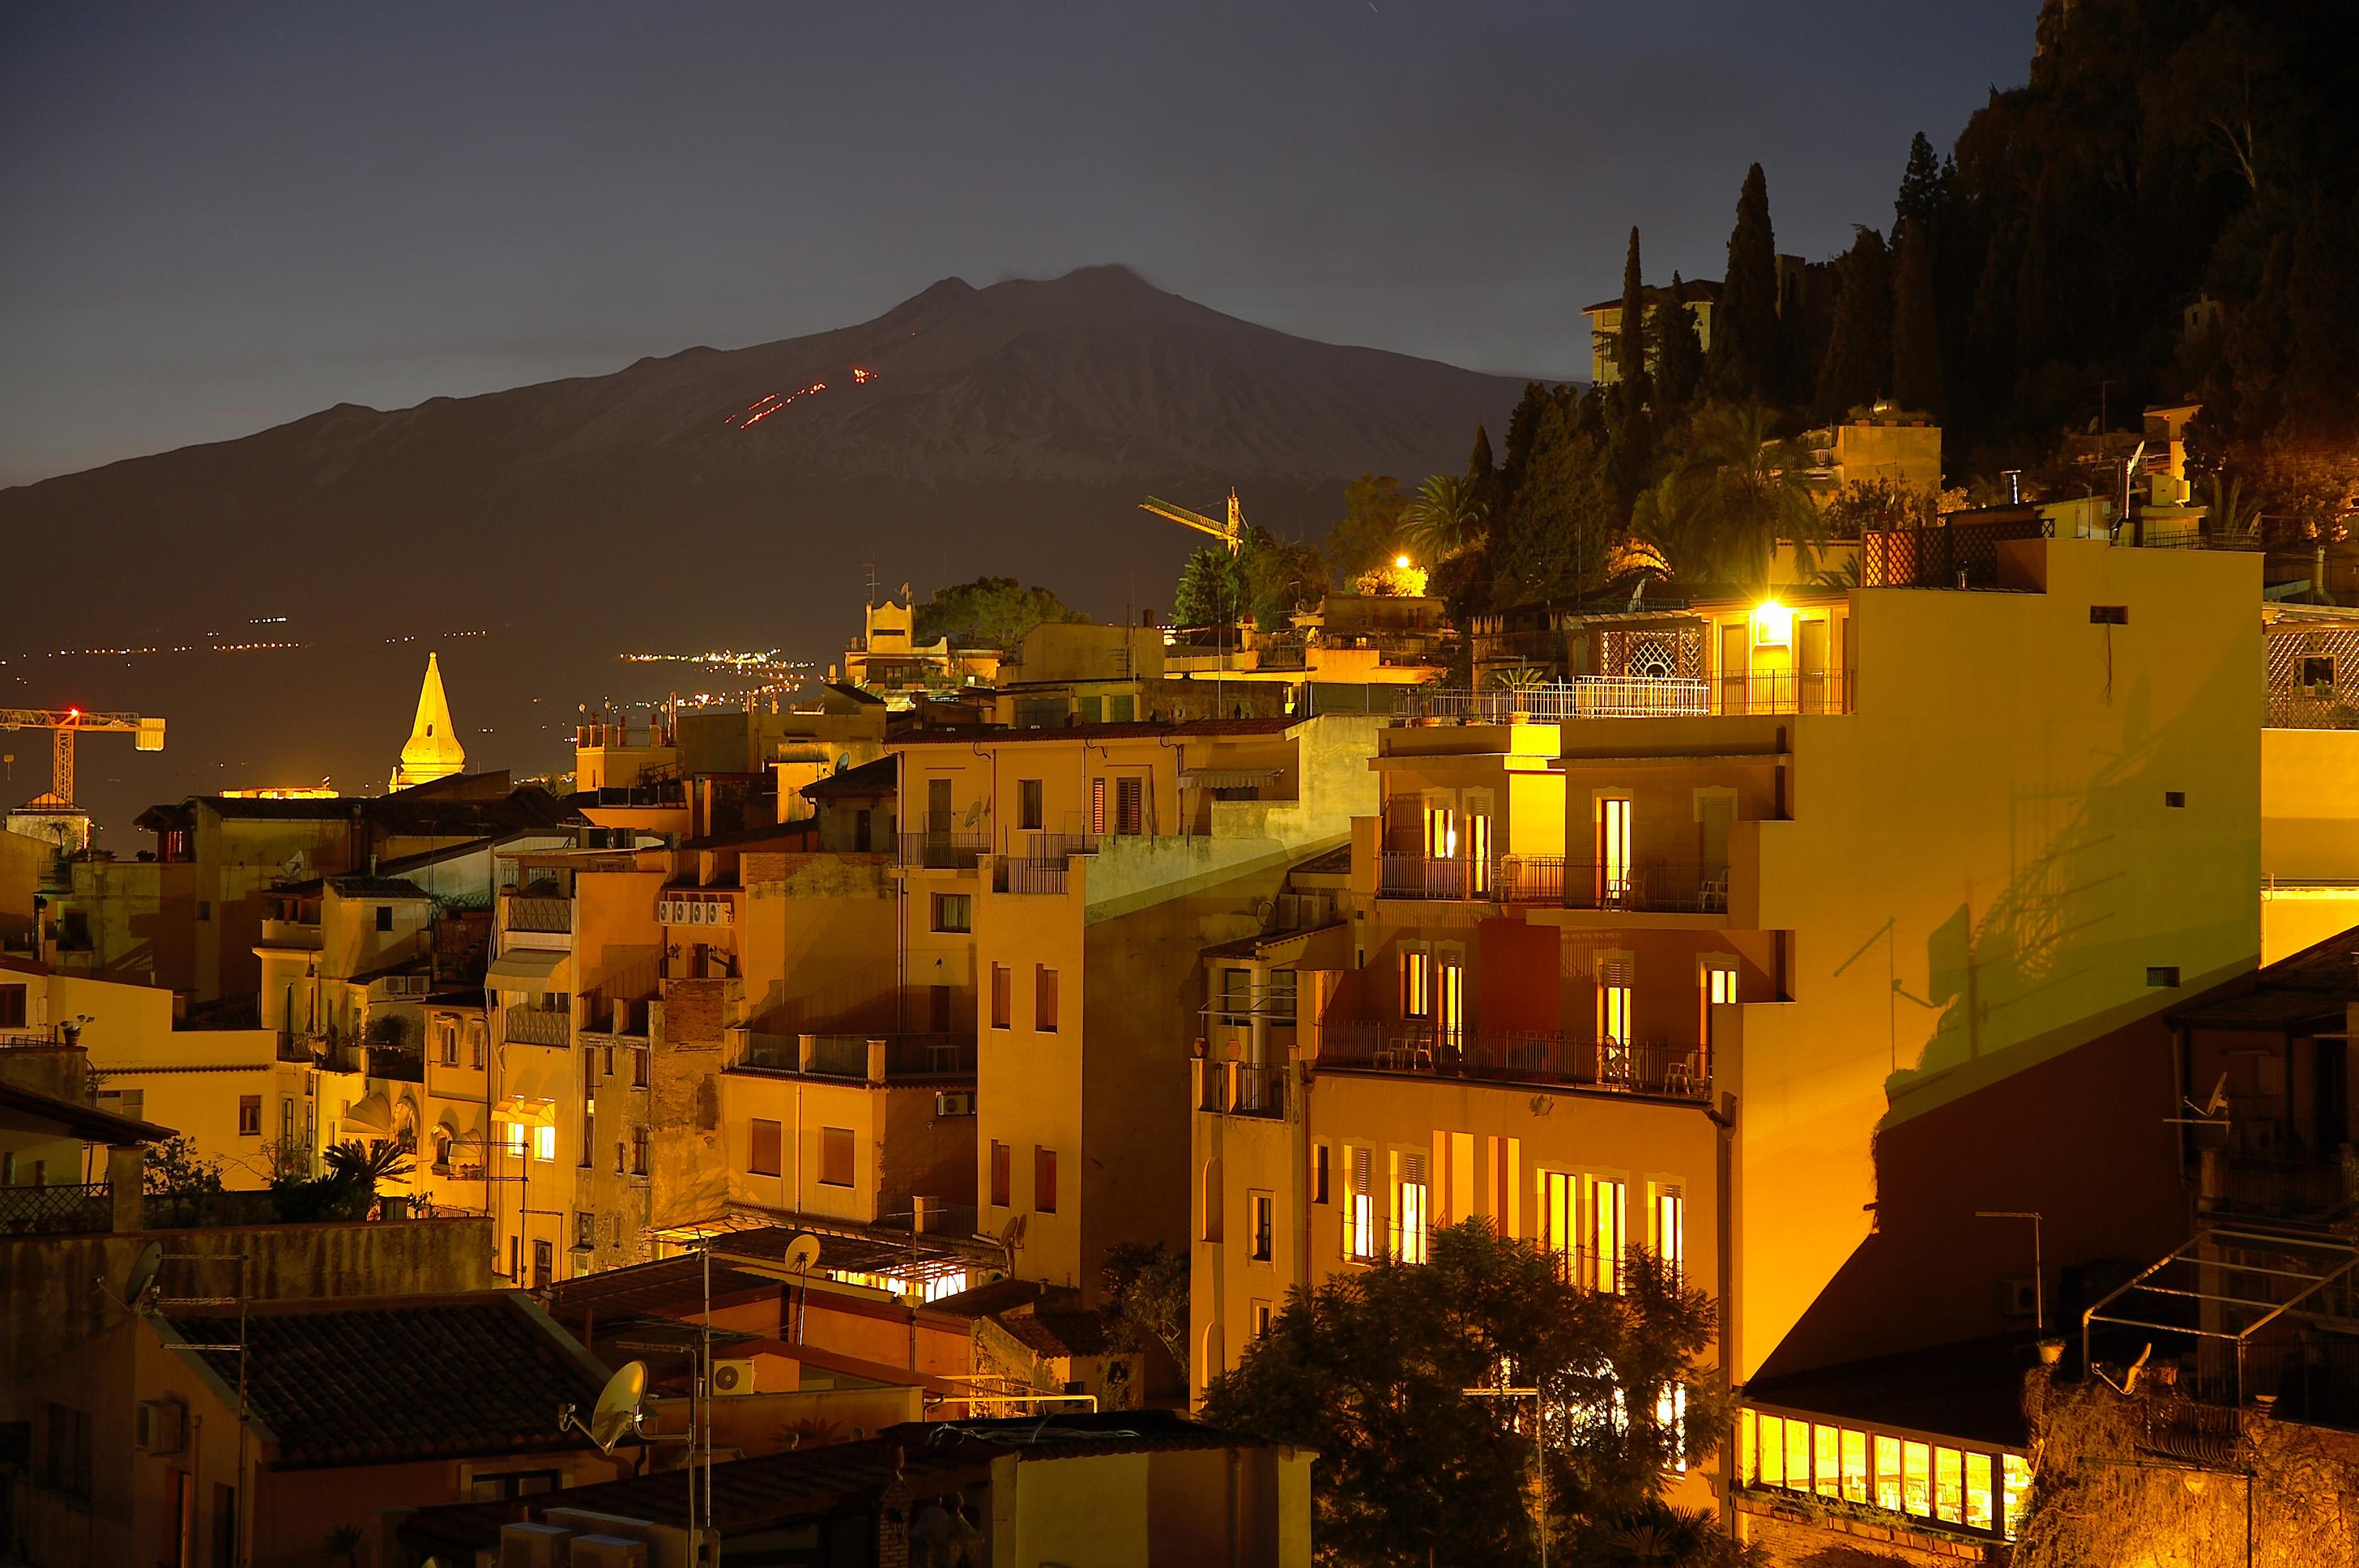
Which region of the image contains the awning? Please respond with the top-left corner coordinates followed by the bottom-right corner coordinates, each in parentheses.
top-left (1180, 768), bottom-right (1282, 790)
top-left (492, 1065), bottom-right (557, 1126)
top-left (485, 949), bottom-right (566, 986)
top-left (340, 1091), bottom-right (393, 1135)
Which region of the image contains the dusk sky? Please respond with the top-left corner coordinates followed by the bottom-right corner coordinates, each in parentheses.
top-left (1, 2), bottom-right (2033, 489)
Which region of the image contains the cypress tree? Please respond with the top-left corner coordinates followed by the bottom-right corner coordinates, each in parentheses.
top-left (1653, 273), bottom-right (1705, 410)
top-left (1708, 164), bottom-right (1781, 403)
top-left (1815, 228), bottom-right (1892, 420)
top-left (1890, 216), bottom-right (1944, 418)
top-left (1498, 381), bottom-right (1552, 507)
top-left (1616, 227), bottom-right (1651, 415)
top-left (1894, 131), bottom-right (1943, 233)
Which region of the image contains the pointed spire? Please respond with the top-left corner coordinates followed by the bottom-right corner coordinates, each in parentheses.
top-left (390, 652), bottom-right (467, 791)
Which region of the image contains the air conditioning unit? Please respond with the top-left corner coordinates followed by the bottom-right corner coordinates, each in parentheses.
top-left (2004, 1277), bottom-right (2038, 1318)
top-left (935, 1091), bottom-right (975, 1118)
top-left (569, 1539), bottom-right (648, 1568)
top-left (135, 1397), bottom-right (185, 1455)
top-left (710, 1357), bottom-right (758, 1395)
top-left (499, 1523), bottom-right (571, 1568)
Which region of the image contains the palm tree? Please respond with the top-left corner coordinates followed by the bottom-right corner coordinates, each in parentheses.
top-left (1638, 404), bottom-right (1824, 589)
top-left (1401, 472), bottom-right (1490, 564)
top-left (2208, 471), bottom-right (2261, 539)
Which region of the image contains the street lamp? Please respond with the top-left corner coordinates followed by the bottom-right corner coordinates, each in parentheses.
top-left (1465, 1383), bottom-right (1547, 1568)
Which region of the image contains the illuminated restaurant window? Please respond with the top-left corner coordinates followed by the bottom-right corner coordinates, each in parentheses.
top-left (1813, 1425), bottom-right (1840, 1499)
top-left (1964, 1451), bottom-right (1994, 1532)
top-left (1757, 1415), bottom-right (1784, 1488)
top-left (2002, 1454), bottom-right (2033, 1540)
top-left (1784, 1420), bottom-right (1809, 1496)
top-left (1874, 1434), bottom-right (1903, 1511)
top-left (1902, 1442), bottom-right (1931, 1517)
top-left (1736, 1409), bottom-right (1756, 1484)
top-left (1934, 1446), bottom-right (1964, 1524)
top-left (1841, 1428), bottom-right (1868, 1504)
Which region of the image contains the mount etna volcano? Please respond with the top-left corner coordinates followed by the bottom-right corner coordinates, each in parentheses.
top-left (1, 265), bottom-right (1530, 832)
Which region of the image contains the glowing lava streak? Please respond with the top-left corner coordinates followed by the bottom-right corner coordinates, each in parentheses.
top-left (740, 381), bottom-right (825, 427)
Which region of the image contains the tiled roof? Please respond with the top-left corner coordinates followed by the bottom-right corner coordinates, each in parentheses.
top-left (801, 756), bottom-right (898, 799)
top-left (891, 717), bottom-right (1303, 747)
top-left (996, 1309), bottom-right (1124, 1360)
top-left (546, 1254), bottom-right (782, 1327)
top-left (327, 875), bottom-right (431, 899)
top-left (0, 1078), bottom-right (175, 1144)
top-left (2170, 922), bottom-right (2359, 1031)
top-left (398, 1412), bottom-right (1264, 1553)
top-left (165, 1293), bottom-right (608, 1467)
top-left (924, 1276), bottom-right (1060, 1319)
top-left (1291, 843), bottom-right (1354, 877)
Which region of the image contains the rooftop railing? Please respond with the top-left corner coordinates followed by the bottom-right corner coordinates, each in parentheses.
top-left (733, 1030), bottom-right (975, 1080)
top-left (1376, 853), bottom-right (1728, 914)
top-left (0, 1181), bottom-right (111, 1237)
top-left (1401, 671), bottom-right (1845, 725)
top-left (1320, 1021), bottom-right (1710, 1101)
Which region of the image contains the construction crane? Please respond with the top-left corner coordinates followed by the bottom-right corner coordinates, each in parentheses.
top-left (0, 708), bottom-right (166, 807)
top-left (1139, 489), bottom-right (1246, 556)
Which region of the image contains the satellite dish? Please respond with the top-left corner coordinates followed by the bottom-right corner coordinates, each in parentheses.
top-left (783, 1234), bottom-right (823, 1274)
top-left (123, 1241), bottom-right (164, 1313)
top-left (586, 1361), bottom-right (649, 1454)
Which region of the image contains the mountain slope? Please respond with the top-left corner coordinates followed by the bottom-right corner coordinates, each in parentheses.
top-left (1, 265), bottom-right (1528, 641)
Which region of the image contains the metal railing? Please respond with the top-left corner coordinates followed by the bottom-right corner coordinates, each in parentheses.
top-left (1231, 1062), bottom-right (1286, 1118)
top-left (1319, 1022), bottom-right (1710, 1101)
top-left (2265, 692), bottom-right (2359, 731)
top-left (0, 1181), bottom-right (110, 1236)
top-left (503, 895), bottom-right (573, 935)
top-left (0, 1029), bottom-right (64, 1049)
top-left (898, 831), bottom-right (989, 871)
top-left (1401, 671), bottom-right (1847, 724)
top-left (733, 1031), bottom-right (975, 1080)
top-left (366, 1046), bottom-right (425, 1083)
top-left (2215, 1157), bottom-right (2359, 1222)
top-left (504, 1006), bottom-right (570, 1048)
top-left (993, 857), bottom-right (1070, 895)
top-left (1376, 853), bottom-right (1728, 914)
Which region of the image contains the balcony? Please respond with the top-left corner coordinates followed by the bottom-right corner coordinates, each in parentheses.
top-left (732, 1030), bottom-right (975, 1081)
top-left (1197, 1059), bottom-right (1288, 1119)
top-left (258, 917), bottom-right (324, 952)
top-left (504, 1005), bottom-right (571, 1048)
top-left (1376, 853), bottom-right (1728, 914)
top-left (0, 1180), bottom-right (111, 1237)
top-left (992, 856), bottom-right (1070, 895)
top-left (898, 830), bottom-right (989, 871)
top-left (503, 894), bottom-right (573, 935)
top-left (1400, 671), bottom-right (1847, 725)
top-left (2265, 692), bottom-right (2359, 731)
top-left (366, 1045), bottom-right (425, 1083)
top-left (1320, 1021), bottom-right (1711, 1101)
top-left (2199, 1151), bottom-right (2359, 1225)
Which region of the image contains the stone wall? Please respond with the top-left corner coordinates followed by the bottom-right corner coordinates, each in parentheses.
top-left (1737, 1497), bottom-right (1997, 1566)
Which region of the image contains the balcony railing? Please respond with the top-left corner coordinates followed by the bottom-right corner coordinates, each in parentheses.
top-left (898, 831), bottom-right (989, 871)
top-left (1320, 1022), bottom-right (1710, 1101)
top-left (0, 1181), bottom-right (111, 1236)
top-left (2208, 1156), bottom-right (2359, 1223)
top-left (1401, 671), bottom-right (1847, 725)
top-left (366, 1045), bottom-right (425, 1083)
top-left (734, 1031), bottom-right (975, 1080)
top-left (2265, 692), bottom-right (2359, 731)
top-left (993, 857), bottom-right (1070, 895)
top-left (503, 895), bottom-right (573, 935)
top-left (1377, 854), bottom-right (1728, 914)
top-left (505, 1006), bottom-right (571, 1048)
top-left (1196, 1060), bottom-right (1289, 1118)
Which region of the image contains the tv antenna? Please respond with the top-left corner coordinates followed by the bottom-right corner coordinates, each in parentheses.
top-left (557, 1360), bottom-right (652, 1454)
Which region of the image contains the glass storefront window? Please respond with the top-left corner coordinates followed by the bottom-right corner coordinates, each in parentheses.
top-left (1841, 1428), bottom-right (1869, 1504)
top-left (1758, 1416), bottom-right (1784, 1488)
top-left (1874, 1434), bottom-right (1903, 1511)
top-left (1813, 1425), bottom-right (1841, 1499)
top-left (1737, 1409), bottom-right (1756, 1485)
top-left (1785, 1419), bottom-right (1811, 1494)
top-left (1964, 1451), bottom-right (1994, 1532)
top-left (1935, 1447), bottom-right (1964, 1524)
top-left (2003, 1453), bottom-right (2033, 1540)
top-left (1903, 1441), bottom-right (1931, 1517)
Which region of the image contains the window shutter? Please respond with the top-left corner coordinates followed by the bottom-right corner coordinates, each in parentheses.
top-left (1352, 1145), bottom-right (1372, 1196)
top-left (1401, 1151), bottom-right (1427, 1186)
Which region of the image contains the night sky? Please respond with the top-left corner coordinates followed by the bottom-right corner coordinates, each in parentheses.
top-left (1, 2), bottom-right (2033, 490)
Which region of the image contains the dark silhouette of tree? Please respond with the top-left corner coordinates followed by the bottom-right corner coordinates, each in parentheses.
top-left (1894, 130), bottom-right (1943, 232)
top-left (1653, 274), bottom-right (1706, 411)
top-left (1708, 164), bottom-right (1781, 403)
top-left (1321, 472), bottom-right (1410, 585)
top-left (1815, 228), bottom-right (1892, 420)
top-left (1890, 217), bottom-right (1944, 419)
top-left (1493, 404), bottom-right (1621, 608)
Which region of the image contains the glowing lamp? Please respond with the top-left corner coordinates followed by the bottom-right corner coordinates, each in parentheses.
top-left (1394, 555), bottom-right (1412, 569)
top-left (1751, 599), bottom-right (1793, 647)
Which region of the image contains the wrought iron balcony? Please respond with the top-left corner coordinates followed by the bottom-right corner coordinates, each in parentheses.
top-left (1376, 852), bottom-right (1729, 914)
top-left (1319, 1021), bottom-right (1711, 1101)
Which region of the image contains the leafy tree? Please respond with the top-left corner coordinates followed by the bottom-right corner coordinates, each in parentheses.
top-left (1708, 164), bottom-right (1781, 404)
top-left (1403, 472), bottom-right (1491, 565)
top-left (1324, 473), bottom-right (1411, 586)
top-left (1889, 217), bottom-right (1944, 419)
top-left (271, 1138), bottom-right (414, 1225)
top-left (1102, 1240), bottom-right (1189, 1374)
top-left (1172, 548), bottom-right (1246, 629)
top-left (1497, 382), bottom-right (1557, 508)
top-left (1814, 228), bottom-right (1892, 420)
top-left (1635, 404), bottom-right (1823, 589)
top-left (1651, 276), bottom-right (1706, 413)
top-left (914, 577), bottom-right (1087, 651)
top-left (1241, 528), bottom-right (1328, 630)
top-left (1493, 406), bottom-right (1622, 608)
top-left (144, 1135), bottom-right (227, 1228)
top-left (1201, 1219), bottom-right (1738, 1568)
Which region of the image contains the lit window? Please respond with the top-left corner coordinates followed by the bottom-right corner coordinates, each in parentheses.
top-left (1902, 1441), bottom-right (1931, 1517)
top-left (1655, 1384), bottom-right (1688, 1472)
top-left (1592, 1177), bottom-right (1627, 1293)
top-left (1345, 1146), bottom-right (1376, 1260)
top-left (1935, 1446), bottom-right (1964, 1524)
top-left (1653, 1186), bottom-right (1685, 1280)
top-left (1394, 1153), bottom-right (1429, 1263)
top-left (1783, 1420), bottom-right (1809, 1495)
top-left (531, 1124), bottom-right (556, 1162)
top-left (1814, 1425), bottom-right (1840, 1499)
top-left (502, 1123), bottom-right (527, 1158)
top-left (1964, 1451), bottom-right (1993, 1533)
top-left (1875, 1434), bottom-right (1904, 1511)
top-left (1736, 1409), bottom-right (1757, 1485)
top-left (1757, 1415), bottom-right (1784, 1488)
top-left (2002, 1453), bottom-right (2033, 1540)
top-left (1539, 1170), bottom-right (1578, 1281)
top-left (1598, 797), bottom-right (1632, 903)
top-left (1841, 1428), bottom-right (1868, 1503)
top-left (1402, 949), bottom-right (1431, 1017)
top-left (1423, 803), bottom-right (1457, 859)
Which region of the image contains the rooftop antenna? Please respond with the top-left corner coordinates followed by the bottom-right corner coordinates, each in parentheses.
top-left (781, 1232), bottom-right (823, 1344)
top-left (557, 1359), bottom-right (651, 1454)
top-left (93, 1239), bottom-right (164, 1316)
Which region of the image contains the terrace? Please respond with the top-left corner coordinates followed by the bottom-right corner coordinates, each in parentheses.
top-left (727, 1029), bottom-right (976, 1082)
top-left (1318, 1020), bottom-right (1711, 1101)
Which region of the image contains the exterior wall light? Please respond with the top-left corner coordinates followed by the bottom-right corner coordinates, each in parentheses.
top-left (1751, 599), bottom-right (1794, 647)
